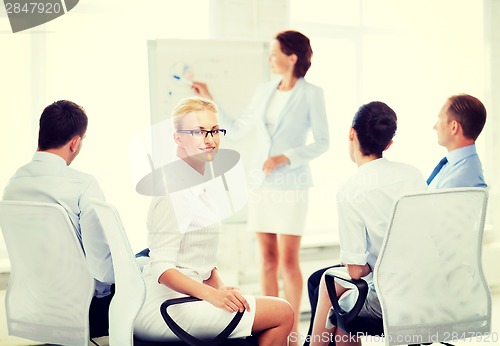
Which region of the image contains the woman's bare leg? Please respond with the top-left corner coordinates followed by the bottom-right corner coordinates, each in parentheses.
top-left (252, 296), bottom-right (294, 346)
top-left (310, 277), bottom-right (335, 346)
top-left (310, 277), bottom-right (361, 346)
top-left (279, 234), bottom-right (303, 346)
top-left (256, 232), bottom-right (279, 296)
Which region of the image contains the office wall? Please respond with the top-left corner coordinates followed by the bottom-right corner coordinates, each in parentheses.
top-left (485, 0), bottom-right (500, 241)
top-left (482, 0), bottom-right (500, 287)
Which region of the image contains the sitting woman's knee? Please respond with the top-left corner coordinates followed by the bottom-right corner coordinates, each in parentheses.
top-left (273, 297), bottom-right (294, 330)
top-left (282, 300), bottom-right (295, 329)
top-left (253, 297), bottom-right (294, 332)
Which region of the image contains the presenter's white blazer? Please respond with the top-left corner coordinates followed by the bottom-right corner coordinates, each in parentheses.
top-left (217, 77), bottom-right (329, 189)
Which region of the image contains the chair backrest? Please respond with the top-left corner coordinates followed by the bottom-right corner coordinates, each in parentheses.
top-left (0, 200), bottom-right (95, 346)
top-left (89, 199), bottom-right (146, 346)
top-left (374, 188), bottom-right (491, 346)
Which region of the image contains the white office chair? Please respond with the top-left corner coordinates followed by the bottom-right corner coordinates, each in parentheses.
top-left (90, 200), bottom-right (256, 346)
top-left (0, 200), bottom-right (95, 346)
top-left (89, 199), bottom-right (146, 346)
top-left (326, 188), bottom-right (491, 345)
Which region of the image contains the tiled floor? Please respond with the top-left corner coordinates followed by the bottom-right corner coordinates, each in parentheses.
top-left (1, 289), bottom-right (499, 346)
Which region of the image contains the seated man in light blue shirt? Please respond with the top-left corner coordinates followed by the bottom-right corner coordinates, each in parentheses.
top-left (3, 100), bottom-right (114, 338)
top-left (427, 94), bottom-right (487, 189)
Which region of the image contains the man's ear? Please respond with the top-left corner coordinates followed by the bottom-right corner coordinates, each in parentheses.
top-left (450, 120), bottom-right (461, 136)
top-left (69, 136), bottom-right (81, 152)
top-left (383, 139), bottom-right (394, 152)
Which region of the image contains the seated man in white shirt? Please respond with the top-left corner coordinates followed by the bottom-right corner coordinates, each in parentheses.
top-left (3, 100), bottom-right (114, 338)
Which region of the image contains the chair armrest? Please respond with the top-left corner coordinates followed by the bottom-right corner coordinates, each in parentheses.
top-left (160, 296), bottom-right (244, 346)
top-left (324, 270), bottom-right (369, 334)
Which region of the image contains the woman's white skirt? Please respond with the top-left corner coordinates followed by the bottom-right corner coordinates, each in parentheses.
top-left (134, 278), bottom-right (256, 342)
top-left (247, 188), bottom-right (309, 236)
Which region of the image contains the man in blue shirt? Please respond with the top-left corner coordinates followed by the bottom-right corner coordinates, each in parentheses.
top-left (427, 94), bottom-right (487, 188)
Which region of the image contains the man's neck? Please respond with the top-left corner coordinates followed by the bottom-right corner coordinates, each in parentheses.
top-left (446, 139), bottom-right (475, 152)
top-left (38, 148), bottom-right (71, 165)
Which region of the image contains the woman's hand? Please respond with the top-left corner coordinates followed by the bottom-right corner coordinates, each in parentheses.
top-left (206, 287), bottom-right (250, 313)
top-left (191, 81), bottom-right (213, 100)
top-left (262, 155), bottom-right (290, 175)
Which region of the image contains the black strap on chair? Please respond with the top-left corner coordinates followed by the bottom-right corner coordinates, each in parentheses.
top-left (324, 270), bottom-right (384, 336)
top-left (160, 296), bottom-right (245, 346)
top-left (325, 272), bottom-right (456, 346)
top-left (324, 271), bottom-right (369, 333)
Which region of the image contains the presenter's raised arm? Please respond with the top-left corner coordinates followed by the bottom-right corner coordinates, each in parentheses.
top-left (192, 81), bottom-right (213, 100)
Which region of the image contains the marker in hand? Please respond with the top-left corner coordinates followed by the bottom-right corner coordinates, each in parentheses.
top-left (172, 75), bottom-right (194, 86)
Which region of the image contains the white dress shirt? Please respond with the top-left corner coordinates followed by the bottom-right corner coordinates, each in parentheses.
top-left (337, 158), bottom-right (427, 271)
top-left (2, 151), bottom-right (114, 297)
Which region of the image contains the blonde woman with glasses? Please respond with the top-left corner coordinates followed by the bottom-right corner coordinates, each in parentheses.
top-left (134, 97), bottom-right (294, 346)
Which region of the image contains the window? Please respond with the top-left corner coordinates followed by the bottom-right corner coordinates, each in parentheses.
top-left (291, 0), bottom-right (486, 245)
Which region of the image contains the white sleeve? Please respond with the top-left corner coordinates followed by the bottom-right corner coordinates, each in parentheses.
top-left (337, 187), bottom-right (369, 265)
top-left (147, 197), bottom-right (184, 282)
top-left (79, 177), bottom-right (115, 284)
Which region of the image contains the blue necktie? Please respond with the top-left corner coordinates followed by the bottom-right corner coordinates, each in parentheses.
top-left (426, 157), bottom-right (448, 185)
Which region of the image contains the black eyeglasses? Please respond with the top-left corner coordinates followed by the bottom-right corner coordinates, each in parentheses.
top-left (177, 129), bottom-right (227, 138)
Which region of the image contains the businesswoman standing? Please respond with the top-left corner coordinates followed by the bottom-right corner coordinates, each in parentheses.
top-left (192, 30), bottom-right (329, 343)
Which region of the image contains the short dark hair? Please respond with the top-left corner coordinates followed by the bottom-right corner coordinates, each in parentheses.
top-left (352, 101), bottom-right (397, 158)
top-left (275, 30), bottom-right (313, 78)
top-left (38, 100), bottom-right (88, 150)
top-left (447, 94), bottom-right (486, 141)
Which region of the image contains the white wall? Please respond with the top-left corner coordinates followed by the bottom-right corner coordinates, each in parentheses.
top-left (483, 0), bottom-right (500, 287)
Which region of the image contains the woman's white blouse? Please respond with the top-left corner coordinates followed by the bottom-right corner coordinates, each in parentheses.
top-left (264, 89), bottom-right (292, 135)
top-left (145, 194), bottom-right (220, 284)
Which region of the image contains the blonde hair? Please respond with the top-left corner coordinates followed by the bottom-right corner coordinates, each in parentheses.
top-left (172, 97), bottom-right (218, 130)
